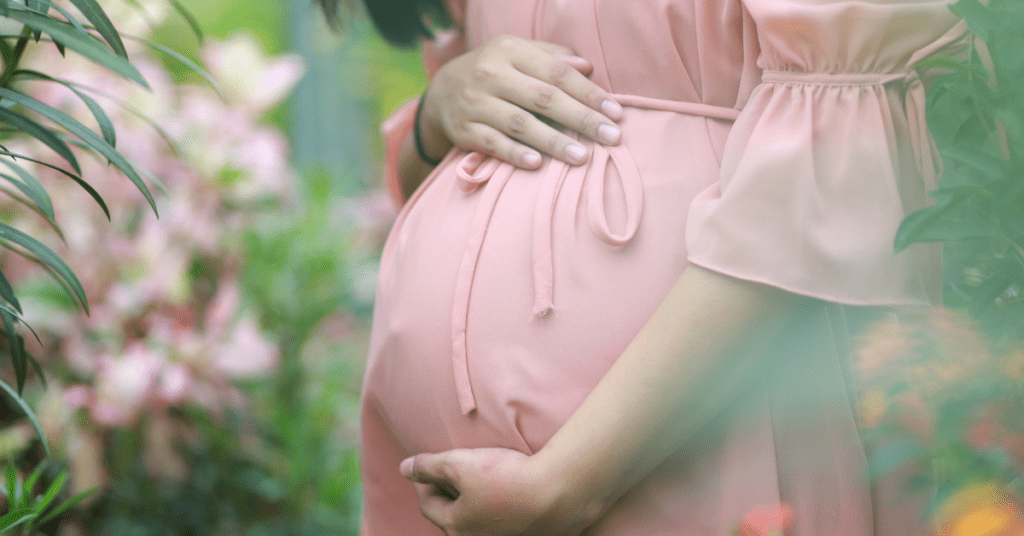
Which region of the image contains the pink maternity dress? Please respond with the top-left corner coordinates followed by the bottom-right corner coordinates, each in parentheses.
top-left (361, 0), bottom-right (967, 534)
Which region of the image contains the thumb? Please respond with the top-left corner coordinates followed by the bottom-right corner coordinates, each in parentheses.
top-left (399, 452), bottom-right (458, 487)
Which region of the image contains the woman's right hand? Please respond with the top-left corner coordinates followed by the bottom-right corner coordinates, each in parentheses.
top-left (417, 35), bottom-right (623, 170)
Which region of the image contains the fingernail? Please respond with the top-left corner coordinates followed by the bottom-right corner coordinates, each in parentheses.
top-left (565, 144), bottom-right (586, 163)
top-left (598, 124), bottom-right (621, 144)
top-left (400, 457), bottom-right (414, 478)
top-left (601, 99), bottom-right (622, 119)
top-left (523, 151), bottom-right (542, 168)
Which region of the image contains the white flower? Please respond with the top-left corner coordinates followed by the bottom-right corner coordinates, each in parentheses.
top-left (201, 31), bottom-right (306, 112)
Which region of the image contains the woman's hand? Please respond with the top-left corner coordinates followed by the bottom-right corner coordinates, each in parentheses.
top-left (400, 447), bottom-right (598, 536)
top-left (418, 35), bottom-right (624, 169)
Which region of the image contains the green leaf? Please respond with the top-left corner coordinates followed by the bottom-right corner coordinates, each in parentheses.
top-left (36, 0), bottom-right (89, 36)
top-left (0, 266), bottom-right (22, 314)
top-left (14, 70), bottom-right (118, 148)
top-left (868, 438), bottom-right (928, 480)
top-left (0, 88), bottom-right (156, 213)
top-left (5, 465), bottom-right (16, 504)
top-left (0, 302), bottom-right (42, 347)
top-left (4, 8), bottom-right (149, 88)
top-left (0, 508), bottom-right (35, 532)
top-left (55, 80), bottom-right (180, 156)
top-left (915, 54), bottom-right (989, 80)
top-left (0, 379), bottom-right (49, 457)
top-left (34, 471), bottom-right (66, 514)
top-left (951, 0), bottom-right (1001, 41)
top-left (895, 191), bottom-right (968, 250)
top-left (67, 0), bottom-right (128, 57)
top-left (0, 158), bottom-right (55, 219)
top-left (994, 108), bottom-right (1024, 142)
top-left (24, 0), bottom-right (45, 41)
top-left (167, 0), bottom-right (203, 43)
top-left (123, 35), bottom-right (223, 99)
top-left (0, 150), bottom-right (110, 220)
top-left (942, 143), bottom-right (1007, 181)
top-left (26, 350), bottom-right (47, 390)
top-left (970, 273), bottom-right (1012, 316)
top-left (2, 309), bottom-right (27, 394)
top-left (0, 222), bottom-right (88, 313)
top-left (20, 463), bottom-right (47, 511)
top-left (0, 35), bottom-right (15, 67)
top-left (36, 485), bottom-right (96, 525)
top-left (0, 107), bottom-right (81, 173)
top-left (0, 0), bottom-right (9, 17)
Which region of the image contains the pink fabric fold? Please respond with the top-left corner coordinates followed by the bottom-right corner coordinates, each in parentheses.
top-left (685, 0), bottom-right (967, 308)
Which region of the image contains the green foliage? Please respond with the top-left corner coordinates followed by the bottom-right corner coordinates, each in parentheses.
top-left (0, 0), bottom-right (204, 459)
top-left (238, 185), bottom-right (370, 535)
top-left (896, 0), bottom-right (1024, 337)
top-left (0, 463), bottom-right (95, 535)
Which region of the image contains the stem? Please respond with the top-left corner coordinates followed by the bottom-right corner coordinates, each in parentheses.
top-left (0, 26), bottom-right (33, 89)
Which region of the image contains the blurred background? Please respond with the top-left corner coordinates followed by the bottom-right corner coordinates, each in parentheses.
top-left (0, 0), bottom-right (427, 534)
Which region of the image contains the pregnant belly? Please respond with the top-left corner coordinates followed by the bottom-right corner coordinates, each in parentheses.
top-left (363, 114), bottom-right (722, 457)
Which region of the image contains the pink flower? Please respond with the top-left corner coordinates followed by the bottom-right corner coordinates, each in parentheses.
top-left (201, 32), bottom-right (306, 112)
top-left (157, 363), bottom-right (193, 404)
top-left (212, 316), bottom-right (279, 379)
top-left (64, 385), bottom-right (92, 409)
top-left (91, 345), bottom-right (163, 427)
top-left (205, 281), bottom-right (241, 335)
top-left (739, 503), bottom-right (793, 536)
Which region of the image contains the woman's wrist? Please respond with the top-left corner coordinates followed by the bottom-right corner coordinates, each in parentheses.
top-left (526, 446), bottom-right (615, 531)
top-left (414, 86), bottom-right (453, 166)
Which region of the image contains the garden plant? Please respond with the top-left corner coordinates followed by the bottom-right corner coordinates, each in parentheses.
top-left (860, 0), bottom-right (1024, 534)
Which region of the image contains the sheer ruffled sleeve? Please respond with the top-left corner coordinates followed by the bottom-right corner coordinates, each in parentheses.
top-left (381, 24), bottom-right (466, 207)
top-left (685, 0), bottom-right (968, 306)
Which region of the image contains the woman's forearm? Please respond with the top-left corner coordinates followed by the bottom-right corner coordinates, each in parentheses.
top-left (396, 125), bottom-right (440, 200)
top-left (396, 93), bottom-right (453, 200)
top-left (532, 265), bottom-right (806, 525)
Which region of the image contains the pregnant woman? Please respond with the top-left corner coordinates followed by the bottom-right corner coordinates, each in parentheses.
top-left (318, 0), bottom-right (967, 534)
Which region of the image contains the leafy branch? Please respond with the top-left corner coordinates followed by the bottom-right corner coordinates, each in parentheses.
top-left (0, 0), bottom-right (205, 487)
top-left (896, 0), bottom-right (1024, 338)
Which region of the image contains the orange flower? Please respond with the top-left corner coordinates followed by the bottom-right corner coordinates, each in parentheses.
top-left (935, 482), bottom-right (1024, 536)
top-left (739, 503), bottom-right (793, 536)
top-left (1005, 349), bottom-right (1024, 381)
top-left (855, 321), bottom-right (915, 383)
top-left (858, 389), bottom-right (889, 429)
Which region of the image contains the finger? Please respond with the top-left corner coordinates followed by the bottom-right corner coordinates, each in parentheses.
top-left (528, 40), bottom-right (593, 75)
top-left (482, 99), bottom-right (591, 165)
top-left (498, 70), bottom-right (621, 148)
top-left (552, 53), bottom-right (594, 76)
top-left (525, 39), bottom-right (576, 58)
top-left (401, 452), bottom-right (462, 488)
top-left (449, 120), bottom-right (548, 168)
top-left (414, 483), bottom-right (456, 530)
top-left (512, 47), bottom-right (622, 121)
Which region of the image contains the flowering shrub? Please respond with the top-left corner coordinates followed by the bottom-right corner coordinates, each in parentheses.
top-left (863, 0), bottom-right (1024, 532)
top-left (856, 309), bottom-right (1024, 533)
top-left (0, 2), bottom-right (339, 528)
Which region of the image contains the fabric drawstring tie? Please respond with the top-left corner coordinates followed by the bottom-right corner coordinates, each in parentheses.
top-left (450, 94), bottom-right (742, 415)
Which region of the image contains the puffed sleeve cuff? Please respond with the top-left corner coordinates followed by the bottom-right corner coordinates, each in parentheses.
top-left (381, 97), bottom-right (420, 208)
top-left (685, 72), bottom-right (943, 307)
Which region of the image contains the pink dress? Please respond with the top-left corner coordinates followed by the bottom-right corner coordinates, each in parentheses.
top-left (361, 1), bottom-right (967, 534)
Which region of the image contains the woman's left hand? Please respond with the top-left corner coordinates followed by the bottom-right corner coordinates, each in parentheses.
top-left (400, 447), bottom-right (592, 536)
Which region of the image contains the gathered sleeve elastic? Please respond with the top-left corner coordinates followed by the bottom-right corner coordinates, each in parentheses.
top-left (381, 28), bottom-right (466, 207)
top-left (685, 0), bottom-right (968, 307)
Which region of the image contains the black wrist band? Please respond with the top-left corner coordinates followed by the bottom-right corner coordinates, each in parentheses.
top-left (414, 91), bottom-right (443, 167)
